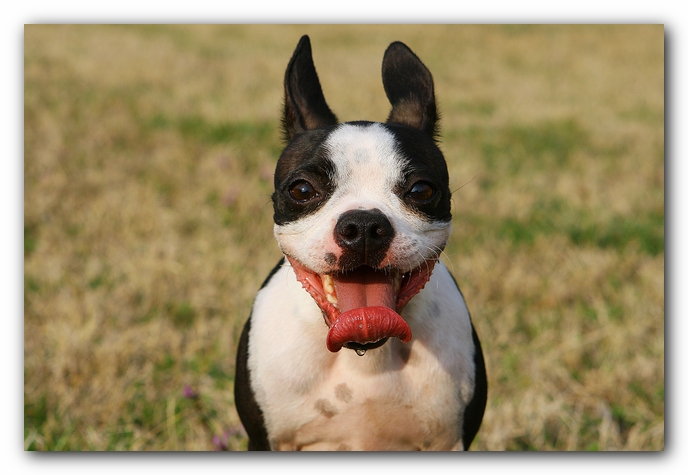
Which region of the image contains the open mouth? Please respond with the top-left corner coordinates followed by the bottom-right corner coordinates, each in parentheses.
top-left (286, 256), bottom-right (437, 354)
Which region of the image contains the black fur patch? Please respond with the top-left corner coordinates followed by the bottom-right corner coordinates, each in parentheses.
top-left (272, 128), bottom-right (337, 226)
top-left (385, 123), bottom-right (452, 222)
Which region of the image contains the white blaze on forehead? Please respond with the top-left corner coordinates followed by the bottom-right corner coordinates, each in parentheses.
top-left (324, 123), bottom-right (406, 203)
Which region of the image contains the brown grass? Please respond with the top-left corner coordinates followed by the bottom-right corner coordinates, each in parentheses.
top-left (24, 24), bottom-right (664, 451)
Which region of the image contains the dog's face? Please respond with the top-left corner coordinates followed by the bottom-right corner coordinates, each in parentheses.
top-left (271, 37), bottom-right (452, 354)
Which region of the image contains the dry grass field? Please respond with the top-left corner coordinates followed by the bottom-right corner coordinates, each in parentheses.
top-left (24, 24), bottom-right (664, 451)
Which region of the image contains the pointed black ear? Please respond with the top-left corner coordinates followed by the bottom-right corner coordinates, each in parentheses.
top-left (282, 35), bottom-right (338, 141)
top-left (381, 41), bottom-right (439, 140)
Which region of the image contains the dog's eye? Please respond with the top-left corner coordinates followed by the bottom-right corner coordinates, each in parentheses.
top-left (406, 181), bottom-right (435, 203)
top-left (289, 180), bottom-right (318, 202)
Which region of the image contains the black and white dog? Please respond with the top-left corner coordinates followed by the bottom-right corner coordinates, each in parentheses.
top-left (235, 36), bottom-right (487, 451)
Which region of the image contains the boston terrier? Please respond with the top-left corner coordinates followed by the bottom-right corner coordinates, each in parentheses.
top-left (234, 35), bottom-right (487, 451)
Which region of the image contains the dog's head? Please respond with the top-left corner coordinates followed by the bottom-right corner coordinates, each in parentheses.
top-left (271, 36), bottom-right (452, 354)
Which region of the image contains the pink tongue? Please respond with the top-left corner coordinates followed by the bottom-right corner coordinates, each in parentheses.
top-left (334, 267), bottom-right (396, 312)
top-left (326, 267), bottom-right (412, 353)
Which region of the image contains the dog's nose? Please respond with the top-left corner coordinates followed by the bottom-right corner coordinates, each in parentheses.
top-left (334, 209), bottom-right (395, 266)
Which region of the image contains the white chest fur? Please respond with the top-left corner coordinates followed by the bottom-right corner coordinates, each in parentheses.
top-left (247, 261), bottom-right (477, 451)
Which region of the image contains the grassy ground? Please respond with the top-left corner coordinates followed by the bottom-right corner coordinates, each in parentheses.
top-left (24, 24), bottom-right (664, 451)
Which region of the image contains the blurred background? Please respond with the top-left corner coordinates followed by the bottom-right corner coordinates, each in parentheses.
top-left (24, 24), bottom-right (664, 451)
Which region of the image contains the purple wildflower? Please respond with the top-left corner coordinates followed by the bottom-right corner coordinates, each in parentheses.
top-left (182, 385), bottom-right (199, 400)
top-left (212, 432), bottom-right (229, 451)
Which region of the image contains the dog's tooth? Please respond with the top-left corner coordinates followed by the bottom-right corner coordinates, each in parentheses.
top-left (326, 293), bottom-right (338, 307)
top-left (322, 274), bottom-right (335, 294)
top-left (355, 349), bottom-right (366, 356)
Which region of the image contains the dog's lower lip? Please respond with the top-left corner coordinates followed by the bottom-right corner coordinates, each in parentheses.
top-left (326, 306), bottom-right (411, 352)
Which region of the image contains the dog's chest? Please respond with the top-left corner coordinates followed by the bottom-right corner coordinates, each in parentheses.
top-left (262, 345), bottom-right (461, 451)
top-left (247, 264), bottom-right (471, 451)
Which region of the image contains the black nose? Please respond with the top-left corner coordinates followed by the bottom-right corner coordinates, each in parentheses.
top-left (334, 209), bottom-right (395, 268)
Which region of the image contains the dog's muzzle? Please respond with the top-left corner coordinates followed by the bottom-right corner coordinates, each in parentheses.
top-left (286, 207), bottom-right (439, 354)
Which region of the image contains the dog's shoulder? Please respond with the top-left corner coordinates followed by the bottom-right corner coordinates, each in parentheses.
top-left (234, 258), bottom-right (286, 450)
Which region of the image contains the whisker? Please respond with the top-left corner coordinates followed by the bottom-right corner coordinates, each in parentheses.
top-left (451, 175), bottom-right (477, 194)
